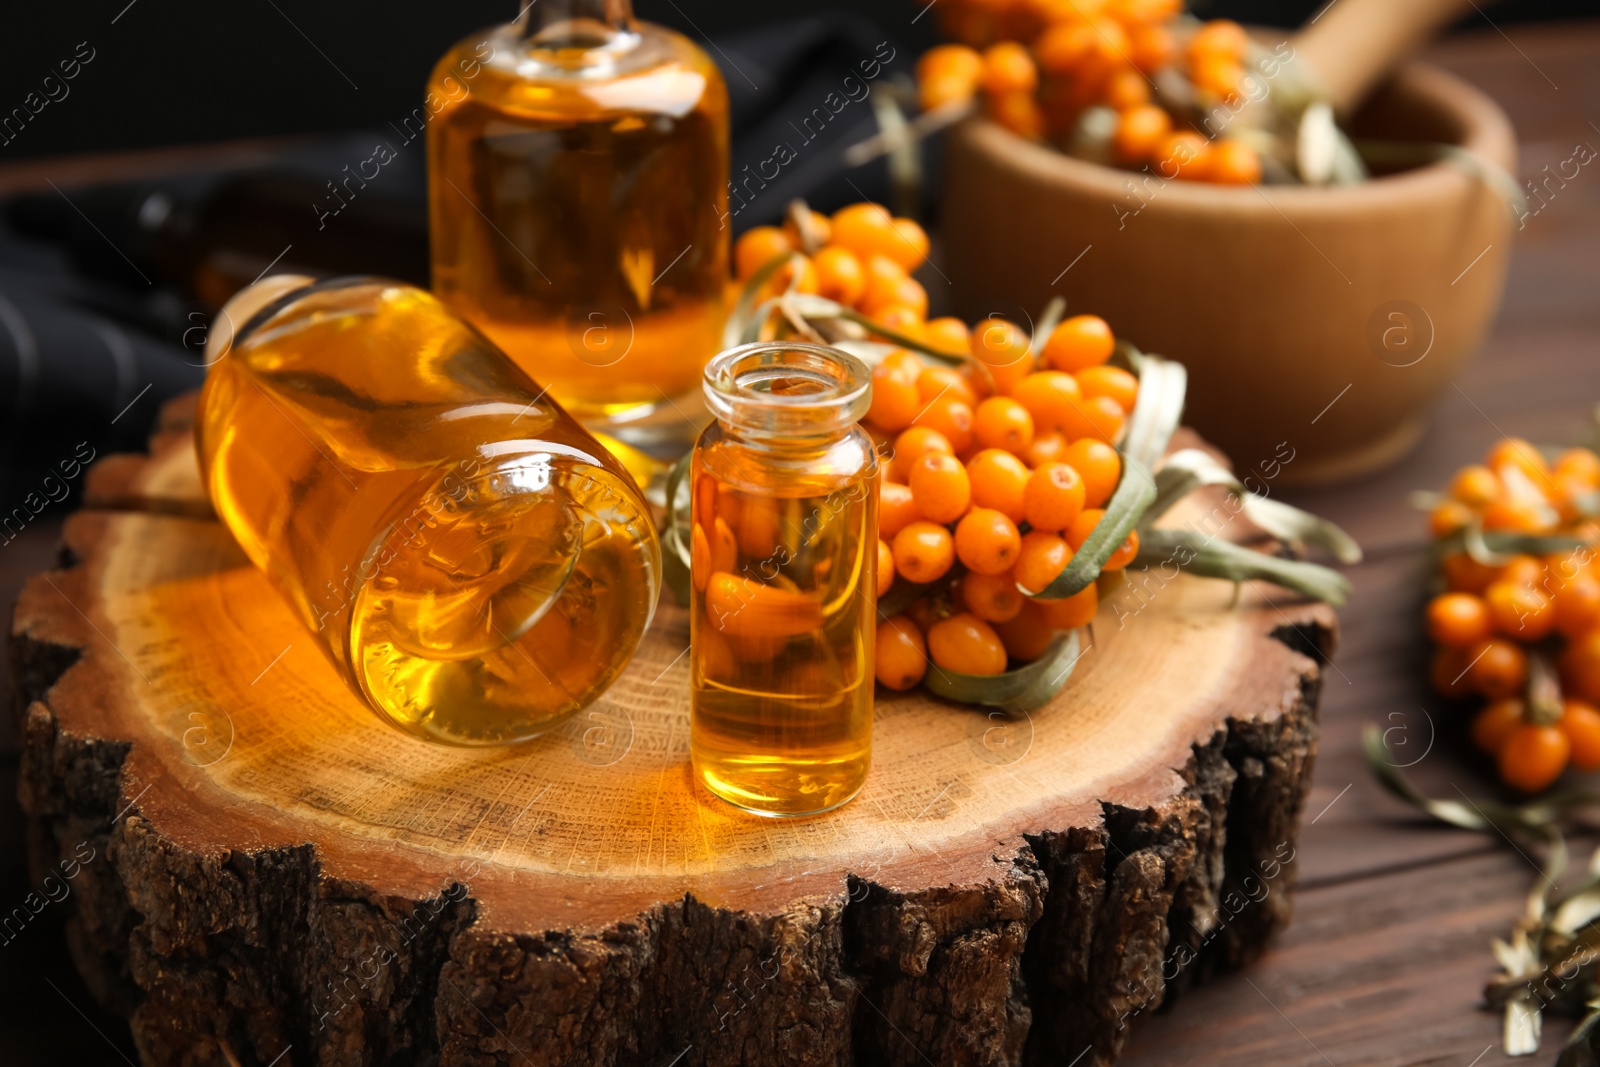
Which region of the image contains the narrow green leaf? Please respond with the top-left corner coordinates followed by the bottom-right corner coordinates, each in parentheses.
top-left (1027, 457), bottom-right (1157, 599)
top-left (1434, 527), bottom-right (1587, 566)
top-left (921, 630), bottom-right (1084, 714)
top-left (1134, 528), bottom-right (1352, 605)
top-left (831, 307), bottom-right (968, 365)
top-left (1121, 353), bottom-right (1187, 470)
top-left (1149, 449), bottom-right (1362, 564)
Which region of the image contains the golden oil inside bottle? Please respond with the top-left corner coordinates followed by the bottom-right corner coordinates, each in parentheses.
top-left (689, 343), bottom-right (879, 816)
top-left (197, 276), bottom-right (660, 745)
top-left (427, 2), bottom-right (729, 430)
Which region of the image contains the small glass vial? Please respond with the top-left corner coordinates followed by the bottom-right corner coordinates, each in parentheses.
top-left (689, 342), bottom-right (880, 816)
top-left (195, 275), bottom-right (661, 746)
top-left (427, 0), bottom-right (729, 441)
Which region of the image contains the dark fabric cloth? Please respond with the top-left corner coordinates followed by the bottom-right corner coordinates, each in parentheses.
top-left (0, 15), bottom-right (921, 504)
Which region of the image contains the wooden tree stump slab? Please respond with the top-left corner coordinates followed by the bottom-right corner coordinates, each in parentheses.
top-left (11, 397), bottom-right (1336, 1067)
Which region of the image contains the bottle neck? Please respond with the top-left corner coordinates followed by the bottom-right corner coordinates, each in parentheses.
top-left (703, 343), bottom-right (871, 448)
top-left (516, 0), bottom-right (636, 50)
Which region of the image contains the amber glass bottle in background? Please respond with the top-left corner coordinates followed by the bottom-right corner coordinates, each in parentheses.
top-left (690, 343), bottom-right (879, 817)
top-left (427, 0), bottom-right (730, 441)
top-left (195, 275), bottom-right (661, 746)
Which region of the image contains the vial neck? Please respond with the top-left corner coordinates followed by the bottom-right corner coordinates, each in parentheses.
top-left (516, 0), bottom-right (636, 49)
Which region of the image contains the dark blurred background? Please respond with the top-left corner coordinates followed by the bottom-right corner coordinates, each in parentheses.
top-left (1, 0), bottom-right (1596, 161)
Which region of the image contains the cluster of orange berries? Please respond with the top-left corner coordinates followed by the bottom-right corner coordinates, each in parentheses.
top-left (734, 203), bottom-right (933, 341)
top-left (1424, 438), bottom-right (1600, 792)
top-left (915, 0), bottom-right (1261, 184)
top-left (869, 312), bottom-right (1140, 691)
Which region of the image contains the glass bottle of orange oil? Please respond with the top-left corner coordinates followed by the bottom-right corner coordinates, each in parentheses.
top-left (195, 275), bottom-right (661, 746)
top-left (427, 0), bottom-right (729, 441)
top-left (689, 342), bottom-right (880, 816)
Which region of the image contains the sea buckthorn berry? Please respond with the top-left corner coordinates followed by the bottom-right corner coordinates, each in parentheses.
top-left (889, 426), bottom-right (953, 483)
top-left (1043, 315), bottom-right (1117, 373)
top-left (1429, 501), bottom-right (1476, 538)
top-left (876, 539), bottom-right (895, 598)
top-left (1103, 528), bottom-right (1140, 570)
top-left (871, 305), bottom-right (926, 346)
top-left (1129, 22), bottom-right (1176, 72)
top-left (1012, 371), bottom-right (1084, 434)
top-left (1026, 432), bottom-right (1069, 468)
top-left (886, 217), bottom-right (931, 272)
top-left (813, 246), bottom-right (866, 306)
top-left (911, 395), bottom-right (976, 455)
top-left (967, 448), bottom-right (1031, 522)
top-left (893, 521), bottom-right (956, 584)
top-left (1425, 592), bottom-right (1493, 647)
top-left (955, 508), bottom-right (1023, 575)
top-left (711, 516), bottom-right (738, 574)
top-left (755, 252), bottom-right (818, 300)
top-left (1188, 19), bottom-right (1249, 62)
top-left (883, 348), bottom-right (924, 378)
top-left (1487, 437), bottom-right (1550, 485)
top-left (974, 396), bottom-right (1035, 453)
top-left (1113, 104), bottom-right (1173, 163)
top-left (1430, 645), bottom-right (1475, 697)
top-left (1104, 68), bottom-right (1152, 111)
top-left (1486, 580), bottom-right (1556, 641)
top-left (909, 451), bottom-right (973, 524)
top-left (1059, 394), bottom-right (1126, 445)
top-left (988, 91), bottom-right (1046, 139)
top-left (1555, 447), bottom-right (1600, 487)
top-left (691, 524), bottom-right (711, 591)
top-left (1035, 22), bottom-right (1097, 75)
top-left (1156, 131), bottom-right (1211, 180)
top-left (1442, 552), bottom-right (1500, 594)
top-left (1024, 463), bottom-right (1087, 532)
top-left (1189, 52), bottom-right (1244, 98)
top-left (1468, 637), bottom-right (1528, 700)
top-left (868, 363), bottom-right (922, 432)
top-left (925, 317), bottom-right (972, 356)
top-left (917, 43), bottom-right (984, 84)
top-left (1063, 439), bottom-right (1122, 506)
top-left (982, 42), bottom-right (1039, 96)
top-left (970, 318), bottom-right (1035, 396)
top-left (1076, 365), bottom-right (1140, 413)
top-left (1449, 464), bottom-right (1500, 508)
top-left (1499, 555), bottom-right (1544, 589)
top-left (1015, 530), bottom-right (1072, 594)
top-left (1562, 699), bottom-right (1600, 771)
top-left (861, 255), bottom-right (928, 316)
top-left (831, 203), bottom-right (897, 262)
top-left (918, 365), bottom-right (980, 408)
top-left (1555, 574), bottom-right (1600, 636)
top-left (879, 481), bottom-right (922, 539)
top-left (1066, 508), bottom-right (1104, 552)
top-left (960, 571), bottom-right (1025, 623)
top-left (1472, 698), bottom-right (1526, 754)
top-left (1037, 582), bottom-right (1098, 629)
top-left (995, 600), bottom-right (1055, 661)
top-left (1498, 723), bottom-right (1570, 793)
top-left (1206, 140), bottom-right (1260, 185)
top-left (1561, 629), bottom-right (1600, 704)
top-left (928, 613), bottom-right (1009, 676)
top-left (734, 226), bottom-right (793, 280)
top-left (875, 616), bottom-right (929, 691)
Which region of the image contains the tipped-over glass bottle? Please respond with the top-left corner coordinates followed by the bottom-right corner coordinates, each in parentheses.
top-left (427, 0), bottom-right (729, 441)
top-left (689, 342), bottom-right (880, 816)
top-left (195, 275), bottom-right (661, 746)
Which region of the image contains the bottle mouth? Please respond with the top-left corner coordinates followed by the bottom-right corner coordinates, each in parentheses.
top-left (702, 342), bottom-right (871, 439)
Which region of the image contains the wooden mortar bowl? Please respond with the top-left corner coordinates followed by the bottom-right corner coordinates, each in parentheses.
top-left (941, 60), bottom-right (1517, 486)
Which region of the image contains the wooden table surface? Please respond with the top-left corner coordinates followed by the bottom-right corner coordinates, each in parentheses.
top-left (3, 20), bottom-right (1599, 1066)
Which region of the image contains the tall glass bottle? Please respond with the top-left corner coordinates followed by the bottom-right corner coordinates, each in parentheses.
top-left (689, 342), bottom-right (879, 816)
top-left (427, 0), bottom-right (730, 440)
top-left (195, 275), bottom-right (661, 746)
